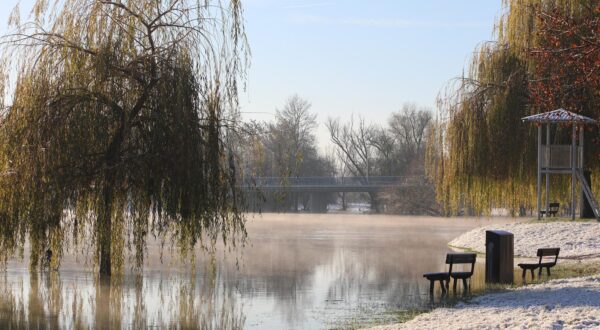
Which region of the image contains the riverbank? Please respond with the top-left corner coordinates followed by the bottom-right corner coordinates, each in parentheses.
top-left (367, 219), bottom-right (600, 330)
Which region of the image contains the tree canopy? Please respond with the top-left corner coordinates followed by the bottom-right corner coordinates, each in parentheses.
top-left (0, 0), bottom-right (249, 275)
top-left (427, 0), bottom-right (599, 215)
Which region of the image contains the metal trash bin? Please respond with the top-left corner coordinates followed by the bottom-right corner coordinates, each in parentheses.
top-left (485, 230), bottom-right (514, 284)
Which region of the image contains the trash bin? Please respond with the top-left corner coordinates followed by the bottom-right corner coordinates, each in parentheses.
top-left (485, 230), bottom-right (514, 284)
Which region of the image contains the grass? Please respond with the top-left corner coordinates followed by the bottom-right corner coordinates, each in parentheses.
top-left (330, 309), bottom-right (431, 330)
top-left (447, 245), bottom-right (485, 256)
top-left (551, 260), bottom-right (600, 278)
top-left (522, 217), bottom-right (597, 223)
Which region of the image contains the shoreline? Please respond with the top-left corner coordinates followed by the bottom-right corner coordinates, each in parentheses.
top-left (365, 219), bottom-right (600, 329)
top-left (370, 274), bottom-right (600, 330)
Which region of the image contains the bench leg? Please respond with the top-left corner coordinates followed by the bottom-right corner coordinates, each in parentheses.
top-left (453, 278), bottom-right (457, 292)
top-left (439, 280), bottom-right (446, 294)
top-left (521, 268), bottom-right (526, 279)
top-left (538, 267), bottom-right (543, 278)
top-left (547, 267), bottom-right (551, 277)
top-left (429, 280), bottom-right (434, 294)
top-left (530, 269), bottom-right (535, 280)
top-left (445, 279), bottom-right (450, 291)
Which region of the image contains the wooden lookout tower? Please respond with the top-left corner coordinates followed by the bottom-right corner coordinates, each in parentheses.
top-left (522, 109), bottom-right (599, 221)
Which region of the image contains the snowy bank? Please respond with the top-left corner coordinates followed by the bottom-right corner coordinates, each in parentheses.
top-left (370, 275), bottom-right (600, 330)
top-left (449, 222), bottom-right (600, 258)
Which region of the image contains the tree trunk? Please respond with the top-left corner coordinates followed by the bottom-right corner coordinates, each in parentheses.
top-left (369, 192), bottom-right (380, 213)
top-left (99, 181), bottom-right (113, 277)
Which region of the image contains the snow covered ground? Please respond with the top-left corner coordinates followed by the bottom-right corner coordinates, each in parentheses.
top-left (370, 275), bottom-right (600, 330)
top-left (449, 221), bottom-right (600, 258)
top-left (366, 221), bottom-right (600, 330)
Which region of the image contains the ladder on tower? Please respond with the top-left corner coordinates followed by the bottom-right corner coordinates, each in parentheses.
top-left (576, 169), bottom-right (600, 221)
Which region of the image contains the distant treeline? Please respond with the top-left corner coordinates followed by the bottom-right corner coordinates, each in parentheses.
top-left (231, 96), bottom-right (439, 214)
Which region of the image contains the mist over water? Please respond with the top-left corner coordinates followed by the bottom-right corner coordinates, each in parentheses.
top-left (0, 214), bottom-right (511, 329)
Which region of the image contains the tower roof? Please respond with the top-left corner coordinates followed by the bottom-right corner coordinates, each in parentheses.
top-left (522, 109), bottom-right (596, 124)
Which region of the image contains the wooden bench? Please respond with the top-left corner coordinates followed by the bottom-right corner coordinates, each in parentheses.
top-left (447, 253), bottom-right (477, 292)
top-left (518, 248), bottom-right (560, 281)
top-left (540, 202), bottom-right (560, 217)
top-left (423, 253), bottom-right (477, 294)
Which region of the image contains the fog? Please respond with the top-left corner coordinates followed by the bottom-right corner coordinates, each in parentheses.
top-left (0, 214), bottom-right (513, 329)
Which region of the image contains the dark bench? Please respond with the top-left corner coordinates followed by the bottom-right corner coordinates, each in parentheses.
top-left (518, 248), bottom-right (560, 281)
top-left (540, 202), bottom-right (560, 217)
top-left (423, 253), bottom-right (477, 294)
top-left (447, 253), bottom-right (477, 292)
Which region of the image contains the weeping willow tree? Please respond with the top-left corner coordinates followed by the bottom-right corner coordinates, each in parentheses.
top-left (0, 0), bottom-right (249, 276)
top-left (426, 0), bottom-right (599, 215)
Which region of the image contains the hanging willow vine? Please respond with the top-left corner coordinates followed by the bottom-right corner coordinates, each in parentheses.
top-left (0, 0), bottom-right (249, 275)
top-left (426, 0), bottom-right (599, 215)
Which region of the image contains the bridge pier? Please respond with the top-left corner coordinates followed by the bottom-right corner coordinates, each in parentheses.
top-left (305, 192), bottom-right (329, 213)
top-left (369, 192), bottom-right (380, 213)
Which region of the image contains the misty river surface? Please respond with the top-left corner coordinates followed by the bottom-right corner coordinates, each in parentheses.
top-left (0, 214), bottom-right (512, 329)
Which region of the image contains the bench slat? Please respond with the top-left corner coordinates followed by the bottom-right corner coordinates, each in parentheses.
top-left (537, 248), bottom-right (560, 257)
top-left (446, 253), bottom-right (476, 264)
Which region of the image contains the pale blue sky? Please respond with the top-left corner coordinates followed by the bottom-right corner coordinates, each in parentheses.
top-left (0, 0), bottom-right (502, 150)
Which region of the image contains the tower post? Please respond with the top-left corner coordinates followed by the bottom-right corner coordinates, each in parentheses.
top-left (571, 123), bottom-right (576, 220)
top-left (537, 125), bottom-right (542, 220)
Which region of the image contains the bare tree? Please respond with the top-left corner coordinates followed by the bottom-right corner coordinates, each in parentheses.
top-left (389, 103), bottom-right (433, 165)
top-left (259, 95), bottom-right (318, 181)
top-left (326, 116), bottom-right (380, 210)
top-left (268, 95), bottom-right (317, 178)
top-left (383, 103), bottom-right (436, 214)
top-left (237, 95), bottom-right (335, 212)
top-left (326, 116), bottom-right (377, 179)
top-left (327, 105), bottom-right (434, 214)
top-left (369, 127), bottom-right (396, 176)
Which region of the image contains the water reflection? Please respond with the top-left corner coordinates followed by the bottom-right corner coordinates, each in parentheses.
top-left (0, 271), bottom-right (244, 329)
top-left (0, 214), bottom-right (511, 329)
top-left (230, 214), bottom-right (510, 328)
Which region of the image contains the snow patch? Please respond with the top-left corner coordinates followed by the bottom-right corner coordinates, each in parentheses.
top-left (370, 275), bottom-right (600, 330)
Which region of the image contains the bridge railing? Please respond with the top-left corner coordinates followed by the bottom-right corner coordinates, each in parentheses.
top-left (240, 176), bottom-right (426, 187)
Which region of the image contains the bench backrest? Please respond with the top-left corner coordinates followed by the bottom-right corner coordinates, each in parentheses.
top-left (537, 247), bottom-right (560, 264)
top-left (446, 253), bottom-right (477, 275)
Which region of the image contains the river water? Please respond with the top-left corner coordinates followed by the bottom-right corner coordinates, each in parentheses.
top-left (0, 214), bottom-right (511, 329)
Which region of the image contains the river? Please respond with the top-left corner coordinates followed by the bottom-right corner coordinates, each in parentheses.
top-left (0, 214), bottom-right (512, 329)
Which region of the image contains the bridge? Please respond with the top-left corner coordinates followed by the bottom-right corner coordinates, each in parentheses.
top-left (240, 176), bottom-right (426, 193)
